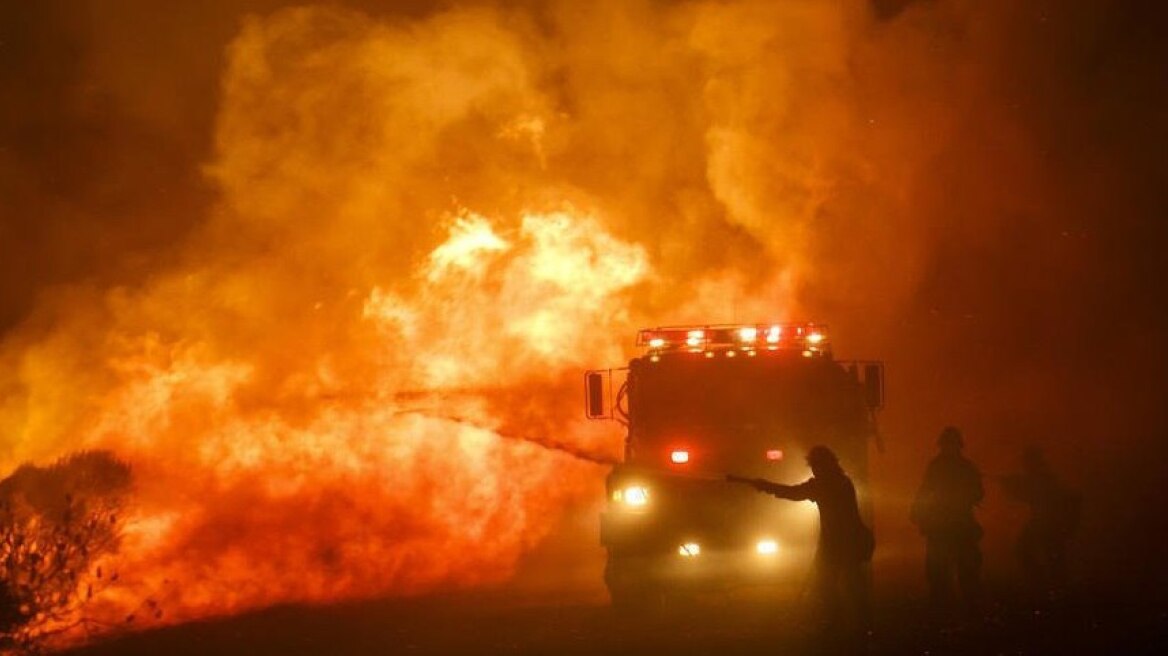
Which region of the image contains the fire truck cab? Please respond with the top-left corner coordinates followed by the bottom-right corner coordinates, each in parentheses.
top-left (585, 323), bottom-right (883, 606)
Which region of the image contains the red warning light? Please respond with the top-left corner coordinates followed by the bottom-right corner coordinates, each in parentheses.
top-left (671, 450), bottom-right (690, 464)
top-left (765, 449), bottom-right (784, 461)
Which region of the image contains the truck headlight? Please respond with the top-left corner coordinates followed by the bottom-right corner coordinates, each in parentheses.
top-left (612, 485), bottom-right (649, 508)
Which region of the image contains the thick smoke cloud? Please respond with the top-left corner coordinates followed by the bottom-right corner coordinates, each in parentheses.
top-left (2, 0), bottom-right (1166, 638)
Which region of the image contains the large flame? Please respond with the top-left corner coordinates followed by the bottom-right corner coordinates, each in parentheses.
top-left (8, 204), bottom-right (650, 630)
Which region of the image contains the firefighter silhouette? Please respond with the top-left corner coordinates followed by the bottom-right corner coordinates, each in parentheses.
top-left (729, 446), bottom-right (874, 634)
top-left (911, 426), bottom-right (983, 620)
top-left (1000, 445), bottom-right (1081, 600)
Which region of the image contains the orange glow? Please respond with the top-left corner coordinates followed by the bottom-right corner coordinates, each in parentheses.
top-left (766, 449), bottom-right (784, 461)
top-left (670, 449), bottom-right (690, 464)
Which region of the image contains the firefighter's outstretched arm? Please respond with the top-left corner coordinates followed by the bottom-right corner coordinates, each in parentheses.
top-left (725, 474), bottom-right (810, 500)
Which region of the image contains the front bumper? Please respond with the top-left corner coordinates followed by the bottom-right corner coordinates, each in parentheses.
top-left (601, 510), bottom-right (815, 590)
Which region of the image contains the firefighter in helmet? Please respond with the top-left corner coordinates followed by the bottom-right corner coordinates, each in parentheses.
top-left (729, 446), bottom-right (874, 634)
top-left (911, 426), bottom-right (984, 622)
top-left (1000, 445), bottom-right (1081, 601)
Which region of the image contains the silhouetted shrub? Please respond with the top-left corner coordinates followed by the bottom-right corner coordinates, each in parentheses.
top-left (0, 451), bottom-right (131, 653)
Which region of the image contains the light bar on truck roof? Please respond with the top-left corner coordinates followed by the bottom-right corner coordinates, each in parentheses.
top-left (637, 323), bottom-right (829, 356)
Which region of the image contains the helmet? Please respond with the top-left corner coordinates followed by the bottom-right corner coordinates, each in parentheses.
top-left (806, 445), bottom-right (839, 468)
top-left (937, 426), bottom-right (963, 449)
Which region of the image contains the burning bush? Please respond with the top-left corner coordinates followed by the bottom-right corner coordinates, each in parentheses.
top-left (0, 451), bottom-right (131, 653)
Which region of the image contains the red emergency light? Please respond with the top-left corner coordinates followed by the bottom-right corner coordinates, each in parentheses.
top-left (638, 323), bottom-right (829, 355)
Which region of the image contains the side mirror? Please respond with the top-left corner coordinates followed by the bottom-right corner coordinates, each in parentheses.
top-left (863, 364), bottom-right (884, 410)
top-left (585, 371), bottom-right (607, 419)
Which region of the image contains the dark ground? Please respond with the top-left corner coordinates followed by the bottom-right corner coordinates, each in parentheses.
top-left (62, 582), bottom-right (1168, 656)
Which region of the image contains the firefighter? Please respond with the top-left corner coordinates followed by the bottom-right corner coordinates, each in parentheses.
top-left (1000, 446), bottom-right (1081, 601)
top-left (729, 446), bottom-right (874, 635)
top-left (911, 426), bottom-right (983, 622)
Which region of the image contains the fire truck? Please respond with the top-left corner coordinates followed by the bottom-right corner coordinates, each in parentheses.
top-left (585, 323), bottom-right (883, 606)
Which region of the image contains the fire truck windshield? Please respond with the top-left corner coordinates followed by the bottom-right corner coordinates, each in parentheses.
top-left (627, 352), bottom-right (867, 472)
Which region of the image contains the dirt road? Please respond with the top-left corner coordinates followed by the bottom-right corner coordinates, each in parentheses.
top-left (62, 583), bottom-right (1166, 656)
